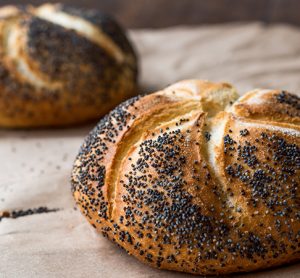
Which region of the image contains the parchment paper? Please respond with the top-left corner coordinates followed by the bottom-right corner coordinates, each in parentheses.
top-left (1, 23), bottom-right (300, 278)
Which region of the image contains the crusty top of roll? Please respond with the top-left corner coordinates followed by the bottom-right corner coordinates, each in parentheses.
top-left (72, 80), bottom-right (300, 275)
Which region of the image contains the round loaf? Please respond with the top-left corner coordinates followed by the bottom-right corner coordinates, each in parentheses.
top-left (71, 80), bottom-right (300, 275)
top-left (0, 3), bottom-right (137, 127)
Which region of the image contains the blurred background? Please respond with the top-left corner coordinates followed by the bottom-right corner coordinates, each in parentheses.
top-left (2, 0), bottom-right (300, 28)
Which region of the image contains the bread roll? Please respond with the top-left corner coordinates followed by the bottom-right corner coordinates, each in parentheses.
top-left (71, 80), bottom-right (300, 275)
top-left (0, 3), bottom-right (137, 127)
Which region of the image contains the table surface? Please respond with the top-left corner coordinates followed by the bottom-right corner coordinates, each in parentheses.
top-left (1, 23), bottom-right (300, 277)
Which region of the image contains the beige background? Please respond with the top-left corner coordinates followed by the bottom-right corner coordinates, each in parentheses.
top-left (1, 23), bottom-right (300, 277)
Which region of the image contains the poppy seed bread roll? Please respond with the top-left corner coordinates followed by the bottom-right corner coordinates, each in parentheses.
top-left (71, 80), bottom-right (300, 275)
top-left (0, 3), bottom-right (137, 127)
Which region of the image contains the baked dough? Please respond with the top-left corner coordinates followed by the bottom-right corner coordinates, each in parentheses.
top-left (72, 80), bottom-right (300, 275)
top-left (0, 3), bottom-right (138, 127)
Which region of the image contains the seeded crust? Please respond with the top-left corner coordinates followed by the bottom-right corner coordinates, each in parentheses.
top-left (71, 80), bottom-right (300, 275)
top-left (0, 3), bottom-right (137, 128)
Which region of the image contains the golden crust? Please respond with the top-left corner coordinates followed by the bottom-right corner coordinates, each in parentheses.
top-left (231, 89), bottom-right (300, 124)
top-left (0, 3), bottom-right (138, 128)
top-left (72, 80), bottom-right (300, 275)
